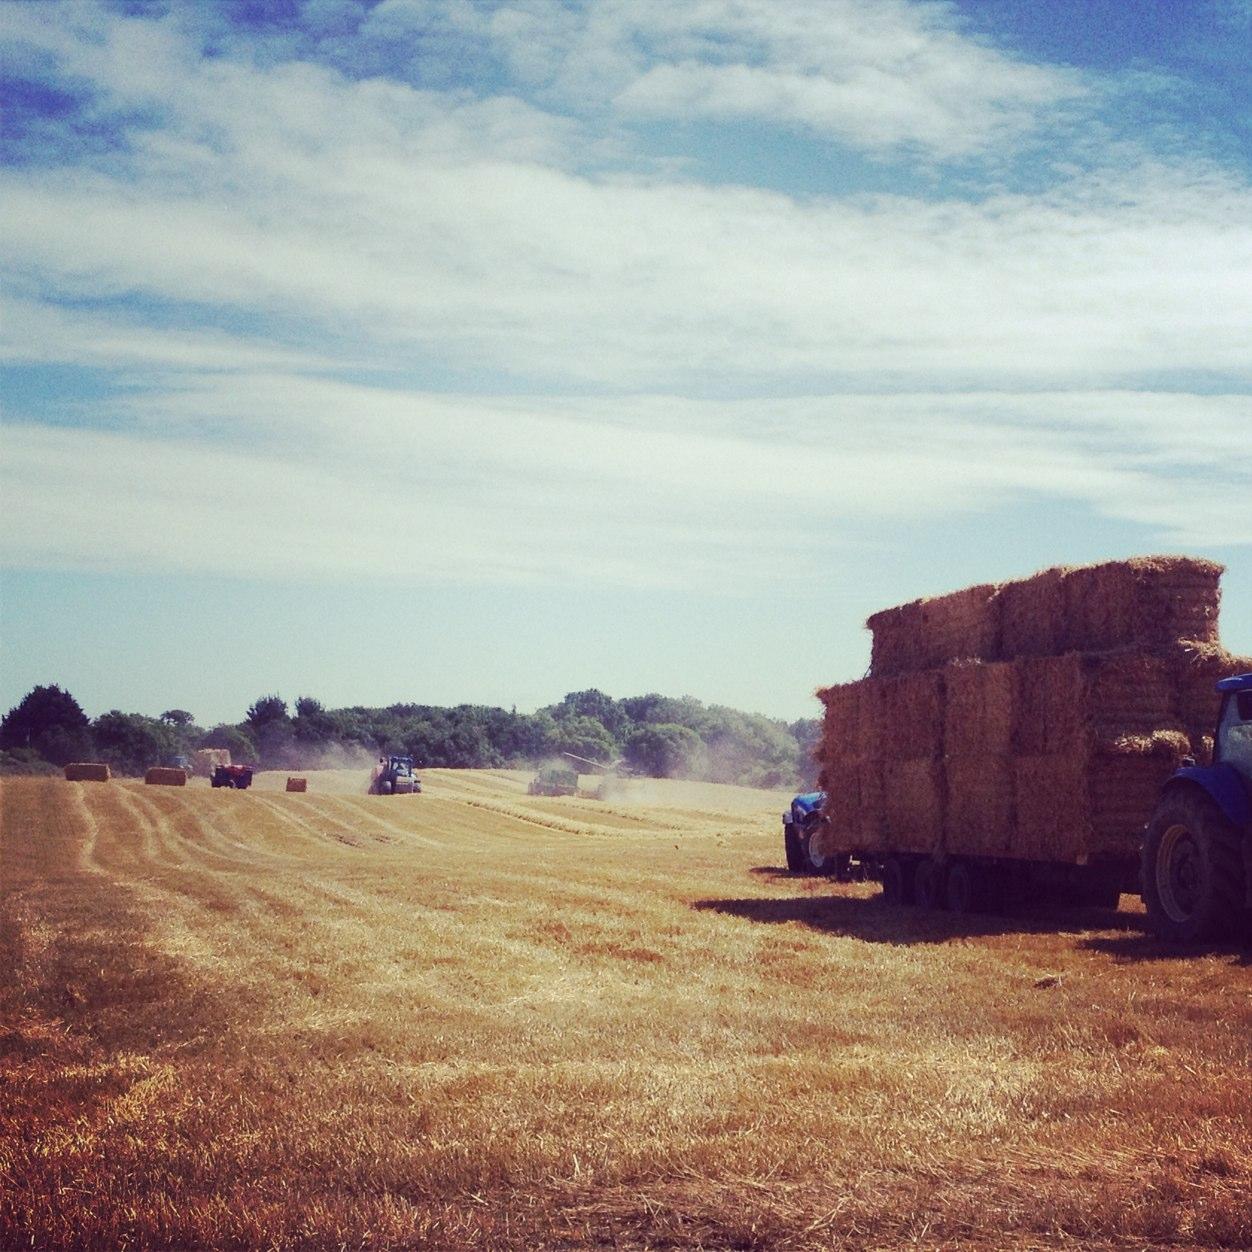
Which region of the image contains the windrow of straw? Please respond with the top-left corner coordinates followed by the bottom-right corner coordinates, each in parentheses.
top-left (867, 556), bottom-right (1223, 678)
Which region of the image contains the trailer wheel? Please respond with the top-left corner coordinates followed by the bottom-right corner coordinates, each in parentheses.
top-left (1142, 789), bottom-right (1245, 943)
top-left (881, 857), bottom-right (912, 905)
top-left (944, 861), bottom-right (982, 914)
top-left (914, 860), bottom-right (944, 910)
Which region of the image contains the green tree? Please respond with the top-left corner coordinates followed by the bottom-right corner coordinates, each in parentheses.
top-left (623, 723), bottom-right (704, 778)
top-left (93, 711), bottom-right (175, 776)
top-left (160, 709), bottom-right (195, 727)
top-left (0, 684), bottom-right (93, 765)
top-left (551, 715), bottom-right (619, 765)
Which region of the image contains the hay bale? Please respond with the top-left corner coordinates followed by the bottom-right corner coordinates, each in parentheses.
top-left (192, 748), bottom-right (231, 777)
top-left (998, 566), bottom-right (1067, 658)
top-left (1088, 734), bottom-right (1191, 857)
top-left (64, 762), bottom-right (111, 782)
top-left (817, 679), bottom-right (879, 759)
top-left (944, 755), bottom-right (1014, 855)
top-left (944, 660), bottom-right (1014, 757)
top-left (868, 584), bottom-right (999, 676)
top-left (880, 757), bottom-right (944, 853)
top-left (916, 582), bottom-right (1001, 667)
top-left (1013, 754), bottom-right (1090, 863)
top-left (821, 759), bottom-right (884, 846)
top-left (877, 671), bottom-right (945, 760)
top-left (286, 776), bottom-right (307, 793)
top-left (144, 767), bottom-right (187, 786)
top-left (867, 599), bottom-right (924, 678)
top-left (1173, 642), bottom-right (1252, 740)
top-left (1061, 556), bottom-right (1222, 653)
top-left (1014, 651), bottom-right (1179, 755)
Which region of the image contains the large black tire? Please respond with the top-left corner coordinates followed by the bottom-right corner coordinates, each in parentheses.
top-left (914, 859), bottom-right (944, 910)
top-left (784, 822), bottom-right (806, 872)
top-left (881, 857), bottom-right (912, 906)
top-left (802, 818), bottom-right (838, 876)
top-left (1142, 788), bottom-right (1245, 942)
top-left (944, 861), bottom-right (983, 914)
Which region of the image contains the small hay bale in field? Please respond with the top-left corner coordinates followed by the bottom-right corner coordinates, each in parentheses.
top-left (944, 755), bottom-right (1014, 856)
top-left (998, 566), bottom-right (1068, 658)
top-left (285, 776), bottom-right (307, 793)
top-left (880, 757), bottom-right (943, 853)
top-left (944, 660), bottom-right (1014, 757)
top-left (1061, 556), bottom-right (1222, 653)
top-left (1013, 754), bottom-right (1090, 863)
top-left (877, 671), bottom-right (945, 760)
top-left (144, 767), bottom-right (187, 786)
top-left (867, 599), bottom-right (924, 678)
top-left (64, 762), bottom-right (111, 782)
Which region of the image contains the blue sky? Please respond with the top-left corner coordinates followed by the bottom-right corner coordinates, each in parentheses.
top-left (2, 0), bottom-right (1250, 726)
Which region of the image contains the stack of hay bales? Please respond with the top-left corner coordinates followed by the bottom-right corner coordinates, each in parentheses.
top-left (144, 767), bottom-right (187, 786)
top-left (193, 748), bottom-right (231, 777)
top-left (64, 762), bottom-right (111, 782)
top-left (818, 556), bottom-right (1249, 867)
top-left (286, 776), bottom-right (308, 793)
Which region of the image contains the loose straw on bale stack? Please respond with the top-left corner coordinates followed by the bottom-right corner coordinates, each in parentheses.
top-left (64, 762), bottom-right (111, 782)
top-left (818, 554), bottom-right (1250, 866)
top-left (144, 767), bottom-right (187, 786)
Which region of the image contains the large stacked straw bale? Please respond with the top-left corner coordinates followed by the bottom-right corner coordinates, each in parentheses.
top-left (144, 767), bottom-right (187, 786)
top-left (193, 748), bottom-right (231, 776)
top-left (820, 555), bottom-right (1246, 865)
top-left (64, 762), bottom-right (111, 782)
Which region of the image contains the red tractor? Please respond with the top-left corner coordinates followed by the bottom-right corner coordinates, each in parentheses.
top-left (211, 764), bottom-right (254, 789)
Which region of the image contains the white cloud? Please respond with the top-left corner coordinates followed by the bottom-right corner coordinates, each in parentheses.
top-left (3, 383), bottom-right (1249, 590)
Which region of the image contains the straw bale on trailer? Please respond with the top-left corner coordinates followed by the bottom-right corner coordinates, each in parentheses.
top-left (867, 584), bottom-right (999, 677)
top-left (144, 767), bottom-right (187, 786)
top-left (1013, 755), bottom-right (1090, 862)
top-left (1173, 642), bottom-right (1252, 740)
top-left (1061, 556), bottom-right (1222, 654)
top-left (876, 671), bottom-right (944, 760)
top-left (1013, 651), bottom-right (1177, 756)
top-left (998, 566), bottom-right (1067, 658)
top-left (880, 757), bottom-right (944, 852)
top-left (1088, 733), bottom-right (1192, 857)
top-left (821, 759), bottom-right (883, 844)
top-left (64, 762), bottom-right (111, 782)
top-left (944, 661), bottom-right (1014, 757)
top-left (817, 679), bottom-right (880, 759)
top-left (286, 776), bottom-right (308, 793)
top-left (193, 748), bottom-right (231, 777)
top-left (944, 755), bottom-right (1013, 856)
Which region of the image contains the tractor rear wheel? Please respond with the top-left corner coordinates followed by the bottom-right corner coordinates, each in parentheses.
top-left (1142, 788), bottom-right (1245, 943)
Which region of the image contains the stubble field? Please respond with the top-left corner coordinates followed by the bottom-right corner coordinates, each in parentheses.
top-left (2, 769), bottom-right (1250, 1250)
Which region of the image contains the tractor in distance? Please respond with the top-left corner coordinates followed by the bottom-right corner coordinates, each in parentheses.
top-left (371, 755), bottom-right (421, 795)
top-left (1142, 672), bottom-right (1252, 942)
top-left (211, 764), bottom-right (254, 789)
top-left (528, 766), bottom-right (578, 797)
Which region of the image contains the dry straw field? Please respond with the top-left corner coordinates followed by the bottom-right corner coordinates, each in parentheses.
top-left (2, 770), bottom-right (1250, 1250)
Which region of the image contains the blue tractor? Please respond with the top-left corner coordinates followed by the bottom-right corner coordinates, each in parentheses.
top-left (782, 791), bottom-right (851, 877)
top-left (1142, 673), bottom-right (1252, 942)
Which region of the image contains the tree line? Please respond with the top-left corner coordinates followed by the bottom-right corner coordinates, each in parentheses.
top-left (0, 684), bottom-right (820, 790)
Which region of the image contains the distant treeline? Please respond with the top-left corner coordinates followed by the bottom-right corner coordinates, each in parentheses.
top-left (1, 685), bottom-right (820, 790)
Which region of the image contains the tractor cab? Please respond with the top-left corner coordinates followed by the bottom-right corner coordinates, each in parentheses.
top-left (1214, 674), bottom-right (1252, 779)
